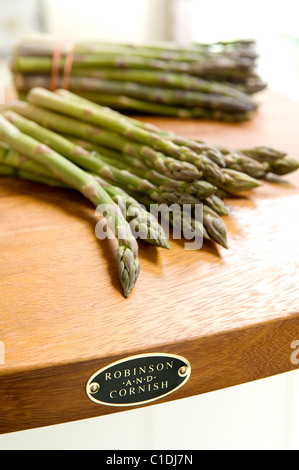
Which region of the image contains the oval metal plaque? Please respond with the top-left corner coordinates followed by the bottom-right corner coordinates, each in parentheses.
top-left (86, 353), bottom-right (191, 407)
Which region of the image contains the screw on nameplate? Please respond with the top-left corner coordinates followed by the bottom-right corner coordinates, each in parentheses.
top-left (86, 353), bottom-right (191, 407)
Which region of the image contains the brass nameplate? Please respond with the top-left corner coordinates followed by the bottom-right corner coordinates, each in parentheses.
top-left (86, 353), bottom-right (191, 407)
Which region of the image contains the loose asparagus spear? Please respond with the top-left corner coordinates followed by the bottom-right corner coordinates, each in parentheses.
top-left (6, 100), bottom-right (201, 182)
top-left (53, 91), bottom-right (227, 168)
top-left (238, 146), bottom-right (287, 162)
top-left (213, 168), bottom-right (261, 194)
top-left (91, 176), bottom-right (170, 249)
top-left (0, 114), bottom-right (140, 297)
top-left (266, 158), bottom-right (299, 176)
top-left (26, 88), bottom-right (241, 181)
top-left (0, 141), bottom-right (170, 250)
top-left (0, 162), bottom-right (70, 187)
top-left (6, 96), bottom-right (262, 194)
top-left (52, 90), bottom-right (260, 191)
top-left (202, 204), bottom-right (228, 249)
top-left (211, 144), bottom-right (299, 177)
top-left (204, 194), bottom-right (229, 216)
top-left (3, 110), bottom-right (204, 206)
top-left (0, 142), bottom-right (62, 179)
top-left (222, 152), bottom-right (268, 179)
top-left (126, 192), bottom-right (209, 246)
top-left (71, 138), bottom-right (217, 200)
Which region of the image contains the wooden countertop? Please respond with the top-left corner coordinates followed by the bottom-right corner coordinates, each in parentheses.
top-left (0, 90), bottom-right (299, 433)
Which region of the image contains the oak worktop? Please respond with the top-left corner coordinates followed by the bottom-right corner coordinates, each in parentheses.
top-left (0, 90), bottom-right (298, 433)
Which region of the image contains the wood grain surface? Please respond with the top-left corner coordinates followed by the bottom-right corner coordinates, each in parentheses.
top-left (0, 90), bottom-right (299, 434)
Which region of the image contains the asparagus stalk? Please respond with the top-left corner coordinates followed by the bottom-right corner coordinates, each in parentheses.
top-left (15, 35), bottom-right (258, 62)
top-left (204, 194), bottom-right (229, 216)
top-left (14, 74), bottom-right (256, 113)
top-left (0, 114), bottom-right (140, 297)
top-left (222, 152), bottom-right (268, 179)
top-left (135, 192), bottom-right (228, 249)
top-left (58, 91), bottom-right (253, 122)
top-left (3, 110), bottom-right (205, 206)
top-left (5, 99), bottom-right (202, 182)
top-left (6, 96), bottom-right (262, 194)
top-left (52, 89), bottom-right (261, 192)
top-left (11, 52), bottom-right (253, 78)
top-left (266, 158), bottom-right (299, 176)
top-left (125, 192), bottom-right (209, 245)
top-left (69, 138), bottom-right (217, 200)
top-left (63, 96), bottom-right (227, 168)
top-left (0, 142), bottom-right (62, 179)
top-left (15, 33), bottom-right (258, 58)
top-left (211, 144), bottom-right (299, 177)
top-left (67, 69), bottom-right (257, 98)
top-left (49, 88), bottom-right (234, 182)
top-left (0, 162), bottom-right (69, 187)
top-left (91, 176), bottom-right (170, 249)
top-left (202, 205), bottom-right (228, 249)
top-left (26, 88), bottom-right (239, 174)
top-left (0, 141), bottom-right (170, 250)
top-left (238, 146), bottom-right (287, 162)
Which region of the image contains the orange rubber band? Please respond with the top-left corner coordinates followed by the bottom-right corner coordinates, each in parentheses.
top-left (61, 39), bottom-right (75, 90)
top-left (50, 37), bottom-right (74, 91)
top-left (50, 37), bottom-right (65, 91)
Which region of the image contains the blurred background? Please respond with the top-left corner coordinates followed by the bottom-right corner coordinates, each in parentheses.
top-left (0, 0), bottom-right (299, 99)
top-left (0, 0), bottom-right (298, 450)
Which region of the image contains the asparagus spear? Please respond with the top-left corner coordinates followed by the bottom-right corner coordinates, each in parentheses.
top-left (0, 162), bottom-right (70, 187)
top-left (26, 88), bottom-right (244, 176)
top-left (204, 194), bottom-right (229, 216)
top-left (125, 192), bottom-right (209, 246)
top-left (14, 74), bottom-right (256, 113)
top-left (52, 90), bottom-right (260, 192)
top-left (63, 96), bottom-right (227, 169)
top-left (58, 90), bottom-right (253, 122)
top-left (0, 140), bottom-right (170, 250)
top-left (15, 35), bottom-right (258, 62)
top-left (0, 142), bottom-right (61, 179)
top-left (70, 138), bottom-right (217, 199)
top-left (5, 100), bottom-right (202, 182)
top-left (210, 144), bottom-right (299, 177)
top-left (202, 204), bottom-right (228, 249)
top-left (136, 193), bottom-right (228, 249)
top-left (6, 96), bottom-right (261, 194)
top-left (0, 114), bottom-right (140, 297)
top-left (4, 110), bottom-right (205, 206)
top-left (222, 152), bottom-right (268, 179)
top-left (68, 69), bottom-right (257, 99)
top-left (12, 52), bottom-right (252, 78)
top-left (214, 168), bottom-right (261, 194)
top-left (266, 158), bottom-right (299, 176)
top-left (91, 176), bottom-right (170, 249)
top-left (238, 146), bottom-right (287, 162)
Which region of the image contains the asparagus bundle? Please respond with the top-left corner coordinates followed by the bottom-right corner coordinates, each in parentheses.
top-left (1, 88), bottom-right (298, 296)
top-left (11, 33), bottom-right (267, 121)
